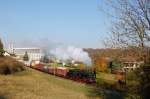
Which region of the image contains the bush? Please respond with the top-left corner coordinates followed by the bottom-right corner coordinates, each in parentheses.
top-left (125, 67), bottom-right (150, 99)
top-left (0, 57), bottom-right (25, 75)
top-left (23, 51), bottom-right (29, 61)
top-left (0, 39), bottom-right (4, 57)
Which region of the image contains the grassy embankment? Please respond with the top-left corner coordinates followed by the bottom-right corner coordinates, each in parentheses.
top-left (0, 67), bottom-right (102, 99)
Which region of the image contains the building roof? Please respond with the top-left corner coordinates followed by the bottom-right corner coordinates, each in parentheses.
top-left (120, 56), bottom-right (137, 62)
top-left (14, 48), bottom-right (41, 50)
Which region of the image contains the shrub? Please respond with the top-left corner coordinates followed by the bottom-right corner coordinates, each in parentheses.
top-left (0, 39), bottom-right (4, 57)
top-left (23, 51), bottom-right (29, 61)
top-left (0, 57), bottom-right (25, 75)
top-left (125, 67), bottom-right (150, 99)
top-left (42, 54), bottom-right (49, 63)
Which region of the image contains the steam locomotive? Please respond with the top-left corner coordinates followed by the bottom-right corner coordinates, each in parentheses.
top-left (31, 64), bottom-right (96, 84)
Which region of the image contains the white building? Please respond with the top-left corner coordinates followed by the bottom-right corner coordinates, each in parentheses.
top-left (13, 48), bottom-right (42, 61)
top-left (7, 43), bottom-right (42, 61)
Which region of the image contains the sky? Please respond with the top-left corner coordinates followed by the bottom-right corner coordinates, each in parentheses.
top-left (0, 0), bottom-right (111, 48)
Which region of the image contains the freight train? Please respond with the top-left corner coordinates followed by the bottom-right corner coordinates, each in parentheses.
top-left (31, 64), bottom-right (96, 84)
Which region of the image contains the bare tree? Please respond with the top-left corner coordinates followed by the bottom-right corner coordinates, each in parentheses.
top-left (101, 0), bottom-right (150, 48)
top-left (100, 1), bottom-right (150, 98)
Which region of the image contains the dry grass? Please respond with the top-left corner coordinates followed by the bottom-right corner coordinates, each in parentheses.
top-left (0, 57), bottom-right (25, 75)
top-left (0, 68), bottom-right (101, 99)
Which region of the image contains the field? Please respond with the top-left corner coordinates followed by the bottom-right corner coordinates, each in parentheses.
top-left (0, 68), bottom-right (101, 99)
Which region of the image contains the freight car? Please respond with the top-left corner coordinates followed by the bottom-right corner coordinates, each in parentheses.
top-left (48, 67), bottom-right (69, 77)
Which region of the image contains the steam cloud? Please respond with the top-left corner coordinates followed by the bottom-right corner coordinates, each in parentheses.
top-left (50, 46), bottom-right (92, 66)
top-left (16, 39), bottom-right (92, 66)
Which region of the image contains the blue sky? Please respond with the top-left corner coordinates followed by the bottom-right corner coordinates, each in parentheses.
top-left (0, 0), bottom-right (110, 48)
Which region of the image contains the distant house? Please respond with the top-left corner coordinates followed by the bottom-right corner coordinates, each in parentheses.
top-left (3, 51), bottom-right (10, 56)
top-left (120, 56), bottom-right (144, 71)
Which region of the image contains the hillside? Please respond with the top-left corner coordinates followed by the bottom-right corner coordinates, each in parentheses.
top-left (84, 48), bottom-right (143, 62)
top-left (0, 67), bottom-right (101, 99)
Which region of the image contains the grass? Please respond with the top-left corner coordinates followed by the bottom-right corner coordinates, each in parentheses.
top-left (96, 72), bottom-right (118, 85)
top-left (95, 72), bottom-right (125, 99)
top-left (0, 67), bottom-right (101, 99)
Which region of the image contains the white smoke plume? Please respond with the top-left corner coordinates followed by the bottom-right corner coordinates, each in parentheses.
top-left (15, 38), bottom-right (92, 66)
top-left (50, 46), bottom-right (92, 66)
